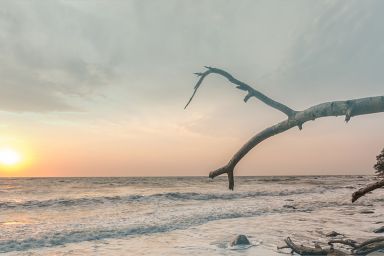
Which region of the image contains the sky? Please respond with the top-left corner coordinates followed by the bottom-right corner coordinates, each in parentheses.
top-left (0, 0), bottom-right (383, 177)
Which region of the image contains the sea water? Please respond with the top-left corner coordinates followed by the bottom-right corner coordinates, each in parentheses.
top-left (0, 176), bottom-right (383, 255)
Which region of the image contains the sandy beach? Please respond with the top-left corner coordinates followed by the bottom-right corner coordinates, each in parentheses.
top-left (1, 176), bottom-right (384, 255)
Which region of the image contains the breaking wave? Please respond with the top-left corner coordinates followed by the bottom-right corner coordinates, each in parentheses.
top-left (0, 187), bottom-right (332, 210)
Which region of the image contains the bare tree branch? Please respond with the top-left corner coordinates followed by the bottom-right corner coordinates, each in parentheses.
top-left (352, 178), bottom-right (384, 203)
top-left (355, 237), bottom-right (384, 249)
top-left (283, 237), bottom-right (346, 255)
top-left (353, 237), bottom-right (384, 255)
top-left (283, 236), bottom-right (384, 255)
top-left (185, 66), bottom-right (296, 117)
top-left (328, 239), bottom-right (358, 248)
top-left (186, 67), bottom-right (384, 190)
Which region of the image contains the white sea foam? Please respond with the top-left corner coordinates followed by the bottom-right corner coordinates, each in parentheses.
top-left (0, 176), bottom-right (383, 255)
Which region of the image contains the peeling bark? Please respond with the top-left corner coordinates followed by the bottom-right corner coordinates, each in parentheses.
top-left (186, 67), bottom-right (384, 190)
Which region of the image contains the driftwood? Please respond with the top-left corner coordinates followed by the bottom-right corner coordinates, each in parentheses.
top-left (353, 237), bottom-right (384, 255)
top-left (352, 179), bottom-right (384, 203)
top-left (328, 239), bottom-right (357, 248)
top-left (281, 236), bottom-right (384, 255)
top-left (283, 237), bottom-right (346, 255)
top-left (186, 67), bottom-right (384, 196)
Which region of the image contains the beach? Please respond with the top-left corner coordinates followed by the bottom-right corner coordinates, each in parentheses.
top-left (1, 176), bottom-right (383, 255)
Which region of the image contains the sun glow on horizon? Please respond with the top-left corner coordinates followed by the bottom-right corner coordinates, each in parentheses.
top-left (0, 148), bottom-right (22, 166)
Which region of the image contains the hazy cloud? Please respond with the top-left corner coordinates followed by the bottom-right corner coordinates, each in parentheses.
top-left (0, 0), bottom-right (383, 114)
top-left (280, 0), bottom-right (384, 105)
top-left (0, 1), bottom-right (114, 111)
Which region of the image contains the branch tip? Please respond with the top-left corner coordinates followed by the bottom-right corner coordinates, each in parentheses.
top-left (236, 85), bottom-right (248, 91)
top-left (228, 171), bottom-right (234, 190)
top-left (244, 93), bottom-right (252, 103)
top-left (345, 114), bottom-right (351, 122)
top-left (298, 123), bottom-right (303, 130)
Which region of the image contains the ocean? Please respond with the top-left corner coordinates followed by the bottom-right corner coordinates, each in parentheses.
top-left (0, 176), bottom-right (383, 255)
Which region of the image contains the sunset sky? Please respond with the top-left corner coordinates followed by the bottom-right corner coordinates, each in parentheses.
top-left (0, 0), bottom-right (383, 177)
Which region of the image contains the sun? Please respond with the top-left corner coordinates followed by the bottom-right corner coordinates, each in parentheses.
top-left (0, 148), bottom-right (22, 166)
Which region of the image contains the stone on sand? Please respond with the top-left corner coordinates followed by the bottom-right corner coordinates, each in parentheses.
top-left (230, 234), bottom-right (250, 246)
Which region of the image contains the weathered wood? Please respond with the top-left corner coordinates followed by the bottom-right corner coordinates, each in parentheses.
top-left (353, 237), bottom-right (384, 255)
top-left (283, 236), bottom-right (384, 255)
top-left (354, 237), bottom-right (384, 250)
top-left (352, 179), bottom-right (384, 203)
top-left (185, 66), bottom-right (296, 117)
top-left (186, 67), bottom-right (384, 190)
top-left (328, 239), bottom-right (357, 248)
top-left (283, 237), bottom-right (347, 255)
top-left (284, 237), bottom-right (328, 255)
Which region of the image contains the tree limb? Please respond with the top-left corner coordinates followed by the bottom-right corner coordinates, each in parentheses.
top-left (186, 67), bottom-right (384, 190)
top-left (352, 178), bottom-right (384, 203)
top-left (284, 237), bottom-right (346, 255)
top-left (185, 66), bottom-right (296, 117)
top-left (283, 236), bottom-right (384, 255)
top-left (353, 237), bottom-right (384, 255)
top-left (354, 241), bottom-right (384, 255)
top-left (328, 239), bottom-right (358, 248)
top-left (354, 237), bottom-right (384, 249)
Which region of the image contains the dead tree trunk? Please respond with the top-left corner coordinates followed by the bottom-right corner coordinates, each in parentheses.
top-left (352, 179), bottom-right (384, 202)
top-left (185, 67), bottom-right (384, 197)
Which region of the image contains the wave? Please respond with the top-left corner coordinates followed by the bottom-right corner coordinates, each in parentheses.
top-left (0, 187), bottom-right (331, 210)
top-left (0, 196), bottom-right (356, 253)
top-left (0, 202), bottom-right (303, 253)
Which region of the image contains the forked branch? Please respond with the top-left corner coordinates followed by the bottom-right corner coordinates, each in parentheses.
top-left (186, 67), bottom-right (384, 190)
top-left (185, 66), bottom-right (296, 117)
